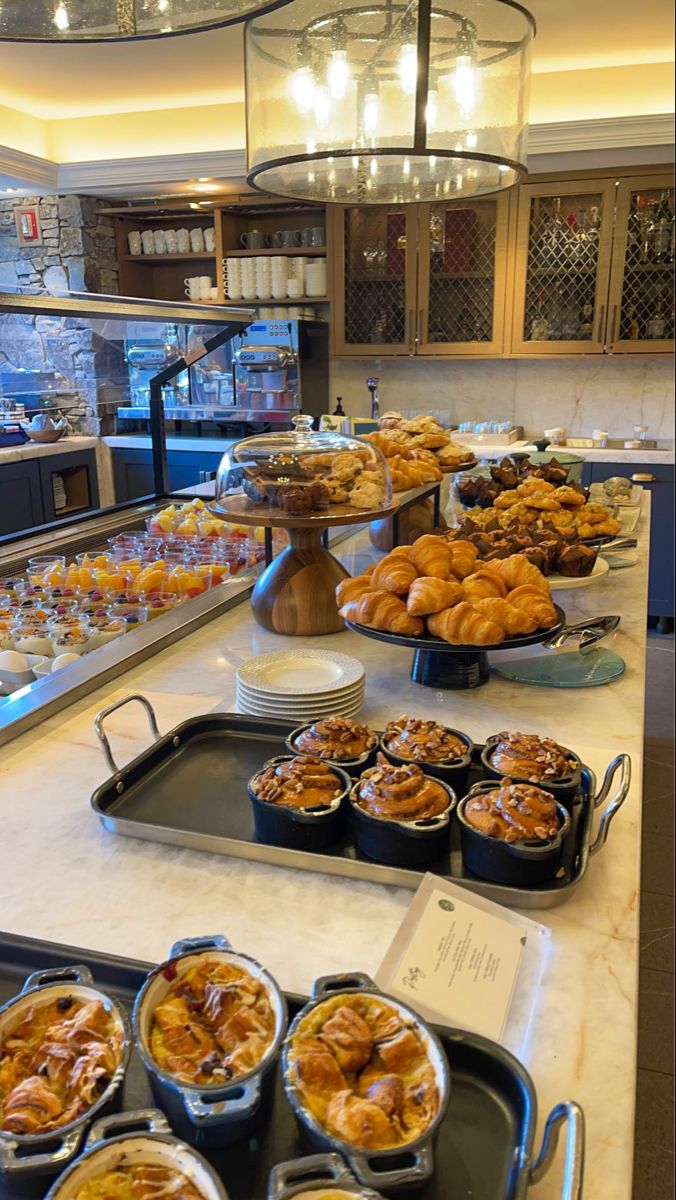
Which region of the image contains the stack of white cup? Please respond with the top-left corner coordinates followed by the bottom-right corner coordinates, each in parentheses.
top-left (185, 276), bottom-right (216, 302)
top-left (241, 257), bottom-right (257, 301)
top-left (255, 258), bottom-right (272, 300)
top-left (223, 258), bottom-right (242, 301)
top-left (305, 258), bottom-right (327, 297)
top-left (271, 257), bottom-right (289, 300)
top-left (287, 257), bottom-right (307, 298)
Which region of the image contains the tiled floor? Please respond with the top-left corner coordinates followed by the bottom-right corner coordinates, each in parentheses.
top-left (633, 630), bottom-right (675, 1200)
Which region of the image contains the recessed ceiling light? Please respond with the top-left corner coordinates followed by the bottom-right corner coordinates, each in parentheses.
top-left (193, 182), bottom-right (220, 193)
top-left (197, 177), bottom-right (212, 183)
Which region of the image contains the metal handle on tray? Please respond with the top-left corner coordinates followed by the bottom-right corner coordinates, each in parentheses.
top-left (312, 972), bottom-right (376, 999)
top-left (183, 1074), bottom-right (261, 1126)
top-left (94, 693), bottom-right (161, 774)
top-left (86, 1110), bottom-right (170, 1149)
top-left (0, 1127), bottom-right (84, 1175)
top-left (530, 1101), bottom-right (585, 1200)
top-left (589, 753), bottom-right (631, 854)
top-left (22, 963), bottom-right (94, 992)
top-left (169, 935), bottom-right (232, 959)
top-left (350, 1141), bottom-right (434, 1190)
top-left (268, 1154), bottom-right (355, 1200)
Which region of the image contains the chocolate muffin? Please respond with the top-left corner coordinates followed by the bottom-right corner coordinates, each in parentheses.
top-left (555, 543), bottom-right (598, 577)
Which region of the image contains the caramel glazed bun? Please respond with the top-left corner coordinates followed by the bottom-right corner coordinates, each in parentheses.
top-left (288, 992), bottom-right (440, 1149)
top-left (384, 715), bottom-right (467, 763)
top-left (250, 755), bottom-right (345, 809)
top-left (355, 753), bottom-right (450, 821)
top-left (464, 780), bottom-right (562, 843)
top-left (293, 716), bottom-right (378, 761)
top-left (489, 731), bottom-right (578, 782)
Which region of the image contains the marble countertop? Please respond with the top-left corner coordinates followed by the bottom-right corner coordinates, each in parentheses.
top-left (0, 436), bottom-right (99, 465)
top-left (0, 501), bottom-right (650, 1198)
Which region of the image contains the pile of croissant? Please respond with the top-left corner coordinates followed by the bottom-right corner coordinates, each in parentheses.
top-left (361, 413), bottom-right (474, 490)
top-left (336, 535), bottom-right (559, 646)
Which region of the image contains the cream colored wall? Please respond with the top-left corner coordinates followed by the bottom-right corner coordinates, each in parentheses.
top-left (329, 354), bottom-right (675, 440)
top-left (0, 102), bottom-right (50, 158)
top-left (46, 101), bottom-right (246, 161)
top-left (530, 63), bottom-right (675, 123)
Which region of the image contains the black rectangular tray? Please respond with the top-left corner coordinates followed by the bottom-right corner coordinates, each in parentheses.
top-left (0, 932), bottom-right (582, 1200)
top-left (90, 696), bottom-right (630, 910)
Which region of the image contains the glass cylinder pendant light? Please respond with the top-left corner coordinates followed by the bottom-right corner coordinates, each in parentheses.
top-left (0, 0), bottom-right (291, 41)
top-left (245, 0), bottom-right (535, 203)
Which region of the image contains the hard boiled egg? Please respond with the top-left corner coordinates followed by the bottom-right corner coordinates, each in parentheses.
top-left (52, 653), bottom-right (81, 671)
top-left (0, 650), bottom-right (29, 673)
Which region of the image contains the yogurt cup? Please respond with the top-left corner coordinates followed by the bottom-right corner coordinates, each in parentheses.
top-left (10, 620), bottom-right (53, 657)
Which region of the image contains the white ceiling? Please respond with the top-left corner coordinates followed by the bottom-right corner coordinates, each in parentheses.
top-left (0, 0), bottom-right (672, 120)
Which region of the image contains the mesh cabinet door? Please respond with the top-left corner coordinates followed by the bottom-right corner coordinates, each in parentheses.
top-left (606, 175), bottom-right (675, 354)
top-left (416, 193), bottom-right (511, 355)
top-left (332, 205), bottom-right (419, 356)
top-left (510, 179), bottom-right (617, 355)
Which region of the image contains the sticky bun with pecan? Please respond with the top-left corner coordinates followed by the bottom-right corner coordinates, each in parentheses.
top-left (353, 754), bottom-right (451, 822)
top-left (287, 993), bottom-right (440, 1150)
top-left (148, 957), bottom-right (275, 1086)
top-left (382, 716), bottom-right (468, 764)
top-left (290, 717), bottom-right (377, 763)
top-left (464, 780), bottom-right (562, 843)
top-left (249, 755), bottom-right (346, 809)
top-left (488, 731), bottom-right (578, 783)
top-left (0, 997), bottom-right (123, 1135)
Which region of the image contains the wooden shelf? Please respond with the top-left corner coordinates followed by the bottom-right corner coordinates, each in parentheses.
top-left (122, 253), bottom-right (216, 264)
top-left (223, 247), bottom-right (327, 258)
top-left (221, 296), bottom-right (329, 305)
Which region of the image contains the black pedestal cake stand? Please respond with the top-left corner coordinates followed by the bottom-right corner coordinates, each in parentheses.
top-left (345, 604), bottom-right (566, 690)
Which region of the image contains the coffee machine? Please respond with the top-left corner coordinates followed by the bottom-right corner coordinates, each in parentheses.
top-left (232, 319), bottom-right (328, 425)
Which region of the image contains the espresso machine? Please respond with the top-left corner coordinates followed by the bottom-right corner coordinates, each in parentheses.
top-left (232, 319), bottom-right (328, 425)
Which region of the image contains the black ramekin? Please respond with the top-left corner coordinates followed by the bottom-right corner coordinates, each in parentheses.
top-left (0, 965), bottom-right (130, 1182)
top-left (457, 783), bottom-right (572, 886)
top-left (379, 725), bottom-right (473, 791)
top-left (480, 734), bottom-right (583, 807)
top-left (132, 936), bottom-right (287, 1150)
top-left (286, 724), bottom-right (378, 777)
top-left (349, 777), bottom-right (455, 865)
top-left (282, 974), bottom-right (450, 1193)
top-left (248, 756), bottom-right (351, 850)
top-left (267, 1153), bottom-right (385, 1199)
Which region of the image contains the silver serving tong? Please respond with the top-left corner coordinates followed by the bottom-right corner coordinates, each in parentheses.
top-left (598, 537), bottom-right (637, 552)
top-left (543, 615), bottom-right (621, 653)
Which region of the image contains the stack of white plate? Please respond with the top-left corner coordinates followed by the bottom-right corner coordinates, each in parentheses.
top-left (236, 649), bottom-right (365, 720)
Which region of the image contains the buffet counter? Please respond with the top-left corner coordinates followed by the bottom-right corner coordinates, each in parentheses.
top-left (0, 497), bottom-right (650, 1199)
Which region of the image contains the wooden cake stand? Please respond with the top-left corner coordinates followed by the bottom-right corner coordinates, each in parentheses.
top-left (209, 494), bottom-right (397, 636)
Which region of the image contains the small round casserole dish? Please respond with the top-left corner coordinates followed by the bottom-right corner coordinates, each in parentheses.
top-left (457, 780), bottom-right (572, 886)
top-left (480, 731), bottom-right (583, 806)
top-left (379, 716), bottom-right (473, 788)
top-left (0, 964), bottom-right (130, 1180)
top-left (267, 1153), bottom-right (385, 1199)
top-left (132, 936), bottom-right (287, 1149)
top-left (286, 718), bottom-right (378, 778)
top-left (349, 754), bottom-right (455, 865)
top-left (282, 973), bottom-right (450, 1193)
top-left (43, 1110), bottom-right (230, 1200)
top-left (248, 756), bottom-right (351, 850)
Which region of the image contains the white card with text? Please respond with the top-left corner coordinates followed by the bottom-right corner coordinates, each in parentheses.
top-left (376, 874), bottom-right (549, 1044)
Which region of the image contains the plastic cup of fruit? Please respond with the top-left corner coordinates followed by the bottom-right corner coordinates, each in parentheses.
top-left (146, 508), bottom-right (179, 536)
top-left (107, 533), bottom-right (142, 557)
top-left (108, 603), bottom-right (148, 628)
top-left (165, 565), bottom-right (212, 598)
top-left (10, 619), bottom-right (53, 657)
top-left (27, 556), bottom-right (66, 587)
top-left (75, 552), bottom-right (112, 569)
top-left (0, 615), bottom-right (17, 651)
top-left (0, 576), bottom-right (27, 597)
top-left (145, 593), bottom-right (181, 620)
top-left (12, 596), bottom-right (75, 620)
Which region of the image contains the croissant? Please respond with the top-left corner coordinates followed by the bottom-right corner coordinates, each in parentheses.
top-left (335, 575), bottom-right (373, 607)
top-left (461, 568), bottom-right (508, 601)
top-left (446, 540), bottom-right (478, 580)
top-left (427, 602), bottom-right (505, 646)
top-left (409, 535), bottom-right (454, 579)
top-left (474, 597), bottom-right (539, 636)
top-left (490, 554), bottom-right (549, 593)
top-left (506, 585), bottom-right (558, 629)
top-left (370, 552), bottom-right (418, 595)
top-left (407, 576), bottom-right (463, 616)
top-left (352, 589), bottom-right (424, 637)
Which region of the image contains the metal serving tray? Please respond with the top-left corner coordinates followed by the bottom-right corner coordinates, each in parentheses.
top-left (91, 694), bottom-right (630, 911)
top-left (0, 932), bottom-right (584, 1200)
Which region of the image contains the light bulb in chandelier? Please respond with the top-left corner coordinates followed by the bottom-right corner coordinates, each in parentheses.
top-left (362, 76), bottom-right (380, 137)
top-left (454, 53), bottom-right (476, 118)
top-left (328, 50), bottom-right (350, 99)
top-left (313, 84), bottom-right (330, 128)
top-left (53, 2), bottom-right (69, 30)
top-left (292, 64), bottom-right (316, 114)
top-left (399, 10), bottom-right (418, 95)
top-left (425, 70), bottom-right (439, 132)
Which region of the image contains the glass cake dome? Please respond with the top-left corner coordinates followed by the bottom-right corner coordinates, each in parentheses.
top-left (211, 414), bottom-right (392, 520)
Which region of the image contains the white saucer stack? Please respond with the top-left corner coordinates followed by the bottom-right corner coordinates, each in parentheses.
top-left (236, 649), bottom-right (365, 720)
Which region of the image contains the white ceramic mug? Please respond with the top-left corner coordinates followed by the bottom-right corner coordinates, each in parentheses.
top-left (141, 230), bottom-right (156, 255)
top-left (305, 259), bottom-right (327, 296)
top-left (153, 229), bottom-right (167, 254)
top-left (190, 227), bottom-right (205, 253)
top-left (184, 276), bottom-right (201, 299)
top-left (258, 307), bottom-right (274, 318)
top-left (271, 256), bottom-right (289, 299)
top-left (209, 286), bottom-right (219, 301)
top-left (224, 259), bottom-right (243, 301)
top-left (272, 307), bottom-right (287, 318)
top-left (198, 276), bottom-right (213, 299)
top-left (287, 306), bottom-right (301, 319)
top-left (286, 278), bottom-right (303, 298)
top-left (164, 229), bottom-right (178, 254)
top-left (127, 231), bottom-right (142, 255)
top-left (204, 226), bottom-right (216, 252)
top-left (176, 228), bottom-right (190, 254)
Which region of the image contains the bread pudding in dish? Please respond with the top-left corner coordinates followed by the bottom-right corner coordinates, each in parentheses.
top-left (286, 993), bottom-right (442, 1151)
top-left (0, 995), bottom-right (124, 1136)
top-left (71, 1164), bottom-right (204, 1200)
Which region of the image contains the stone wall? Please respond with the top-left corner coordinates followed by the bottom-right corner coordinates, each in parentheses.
top-left (0, 195), bottom-right (125, 434)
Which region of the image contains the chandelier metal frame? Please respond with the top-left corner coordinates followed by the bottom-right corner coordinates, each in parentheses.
top-left (0, 0), bottom-right (294, 42)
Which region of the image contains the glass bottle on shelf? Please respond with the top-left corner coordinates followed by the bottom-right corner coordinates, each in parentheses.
top-left (577, 302), bottom-right (594, 339)
top-left (541, 197), bottom-right (565, 267)
top-left (640, 201), bottom-right (657, 263)
top-left (626, 194), bottom-right (643, 263)
top-left (646, 295), bottom-right (667, 339)
top-left (627, 307), bottom-right (641, 340)
top-left (530, 294), bottom-right (549, 341)
top-left (652, 191), bottom-right (674, 263)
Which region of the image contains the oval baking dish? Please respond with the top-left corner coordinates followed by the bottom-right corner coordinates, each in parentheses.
top-left (0, 964), bottom-right (130, 1180)
top-left (457, 782), bottom-right (572, 886)
top-left (43, 1110), bottom-right (230, 1200)
top-left (379, 721), bottom-right (473, 788)
top-left (248, 756), bottom-right (351, 850)
top-left (349, 767), bottom-right (456, 866)
top-left (282, 973), bottom-right (450, 1192)
top-left (267, 1153), bottom-right (386, 1199)
top-left (132, 936), bottom-right (287, 1149)
top-left (480, 733), bottom-right (583, 806)
top-left (286, 722), bottom-right (378, 777)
